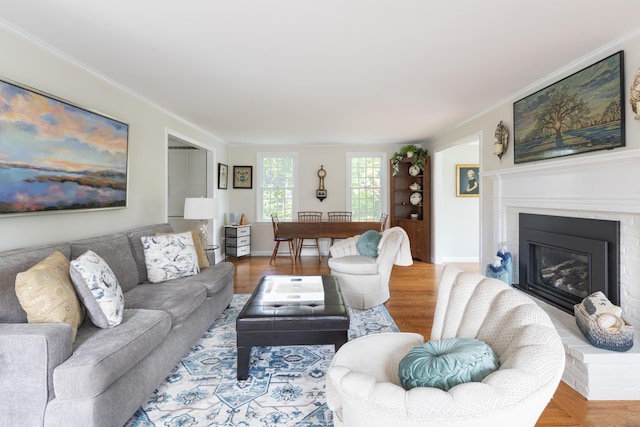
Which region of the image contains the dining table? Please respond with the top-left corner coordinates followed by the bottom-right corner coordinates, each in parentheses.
top-left (276, 221), bottom-right (382, 240)
top-left (275, 220), bottom-right (383, 261)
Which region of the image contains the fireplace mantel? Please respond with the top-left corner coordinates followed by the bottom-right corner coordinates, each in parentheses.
top-left (484, 147), bottom-right (640, 214)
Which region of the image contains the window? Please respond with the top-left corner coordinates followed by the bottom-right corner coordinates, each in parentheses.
top-left (347, 153), bottom-right (387, 221)
top-left (258, 153), bottom-right (297, 221)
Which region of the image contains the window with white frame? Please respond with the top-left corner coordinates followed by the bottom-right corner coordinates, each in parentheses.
top-left (347, 153), bottom-right (387, 221)
top-left (258, 152), bottom-right (296, 221)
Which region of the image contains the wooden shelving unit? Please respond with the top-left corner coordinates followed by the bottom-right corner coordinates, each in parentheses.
top-left (390, 156), bottom-right (431, 262)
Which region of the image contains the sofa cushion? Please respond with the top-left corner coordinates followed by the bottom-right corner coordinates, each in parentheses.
top-left (0, 243), bottom-right (71, 323)
top-left (141, 232), bottom-right (200, 283)
top-left (398, 337), bottom-right (499, 391)
top-left (53, 308), bottom-right (171, 399)
top-left (328, 255), bottom-right (378, 275)
top-left (70, 250), bottom-right (125, 328)
top-left (15, 251), bottom-right (85, 342)
top-left (156, 230), bottom-right (210, 269)
top-left (356, 230), bottom-right (382, 257)
top-left (126, 223), bottom-right (174, 284)
top-left (164, 261), bottom-right (234, 296)
top-left (70, 233), bottom-right (139, 293)
top-left (124, 283), bottom-right (206, 325)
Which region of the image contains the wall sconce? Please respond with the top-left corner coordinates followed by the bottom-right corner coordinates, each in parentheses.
top-left (184, 197), bottom-right (217, 245)
top-left (493, 120), bottom-right (509, 159)
top-left (630, 68), bottom-right (640, 120)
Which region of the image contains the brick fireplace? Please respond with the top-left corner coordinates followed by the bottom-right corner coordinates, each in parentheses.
top-left (485, 148), bottom-right (640, 400)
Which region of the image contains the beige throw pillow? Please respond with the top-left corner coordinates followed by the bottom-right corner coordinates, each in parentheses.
top-left (15, 251), bottom-right (85, 342)
top-left (156, 230), bottom-right (210, 269)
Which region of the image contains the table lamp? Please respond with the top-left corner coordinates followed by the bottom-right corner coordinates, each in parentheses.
top-left (184, 197), bottom-right (217, 245)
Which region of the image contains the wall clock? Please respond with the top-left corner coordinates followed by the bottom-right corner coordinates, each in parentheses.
top-left (316, 165), bottom-right (327, 201)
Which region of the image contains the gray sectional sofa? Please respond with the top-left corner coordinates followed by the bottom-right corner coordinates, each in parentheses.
top-left (0, 223), bottom-right (235, 427)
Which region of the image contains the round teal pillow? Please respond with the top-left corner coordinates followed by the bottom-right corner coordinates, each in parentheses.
top-left (398, 338), bottom-right (499, 391)
top-left (356, 230), bottom-right (382, 257)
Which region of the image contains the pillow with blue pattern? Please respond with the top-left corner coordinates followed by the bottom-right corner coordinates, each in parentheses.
top-left (70, 250), bottom-right (124, 328)
top-left (141, 231), bottom-right (200, 284)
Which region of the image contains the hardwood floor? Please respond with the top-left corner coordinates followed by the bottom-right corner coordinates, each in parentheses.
top-left (227, 255), bottom-right (640, 426)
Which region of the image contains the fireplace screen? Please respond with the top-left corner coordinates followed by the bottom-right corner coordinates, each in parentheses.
top-left (532, 245), bottom-right (590, 300)
top-left (518, 214), bottom-right (619, 315)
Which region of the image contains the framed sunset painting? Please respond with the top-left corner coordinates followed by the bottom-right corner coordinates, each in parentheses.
top-left (0, 78), bottom-right (129, 215)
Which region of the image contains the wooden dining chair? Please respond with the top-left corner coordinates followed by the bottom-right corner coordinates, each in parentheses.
top-left (328, 211), bottom-right (352, 246)
top-left (297, 211), bottom-right (323, 262)
top-left (379, 213), bottom-right (389, 231)
top-left (270, 213), bottom-right (295, 265)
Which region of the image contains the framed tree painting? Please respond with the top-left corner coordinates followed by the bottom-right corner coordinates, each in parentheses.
top-left (456, 164), bottom-right (479, 197)
top-left (233, 166), bottom-right (252, 189)
top-left (218, 163), bottom-right (228, 189)
top-left (0, 78), bottom-right (129, 215)
top-left (513, 51), bottom-right (624, 164)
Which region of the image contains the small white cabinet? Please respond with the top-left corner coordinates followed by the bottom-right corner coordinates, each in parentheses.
top-left (225, 225), bottom-right (251, 258)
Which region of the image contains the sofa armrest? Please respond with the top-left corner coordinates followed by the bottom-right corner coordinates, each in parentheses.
top-left (0, 323), bottom-right (73, 426)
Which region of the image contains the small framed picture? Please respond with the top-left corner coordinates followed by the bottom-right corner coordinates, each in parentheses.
top-left (218, 163), bottom-right (228, 190)
top-left (233, 165), bottom-right (253, 189)
top-left (456, 164), bottom-right (479, 197)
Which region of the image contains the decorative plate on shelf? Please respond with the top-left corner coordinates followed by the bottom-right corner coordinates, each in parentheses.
top-left (408, 165), bottom-right (421, 176)
top-left (410, 192), bottom-right (422, 205)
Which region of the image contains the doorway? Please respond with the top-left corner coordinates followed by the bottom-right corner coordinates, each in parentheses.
top-left (432, 133), bottom-right (480, 264)
top-left (166, 132), bottom-right (216, 245)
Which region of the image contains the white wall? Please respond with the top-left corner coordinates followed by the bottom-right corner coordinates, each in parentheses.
top-left (0, 26), bottom-right (229, 251)
top-left (226, 144), bottom-right (400, 255)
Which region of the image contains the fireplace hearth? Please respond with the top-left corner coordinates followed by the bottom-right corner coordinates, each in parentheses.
top-left (518, 213), bottom-right (620, 314)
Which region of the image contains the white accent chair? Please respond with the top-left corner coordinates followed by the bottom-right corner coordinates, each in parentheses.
top-left (328, 226), bottom-right (412, 309)
top-left (326, 265), bottom-right (565, 427)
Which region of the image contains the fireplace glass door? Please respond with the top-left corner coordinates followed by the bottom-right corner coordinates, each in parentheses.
top-left (519, 214), bottom-right (618, 315)
top-left (532, 244), bottom-right (591, 300)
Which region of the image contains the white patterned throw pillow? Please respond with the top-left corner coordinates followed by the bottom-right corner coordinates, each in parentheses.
top-left (70, 250), bottom-right (124, 328)
top-left (141, 232), bottom-right (200, 284)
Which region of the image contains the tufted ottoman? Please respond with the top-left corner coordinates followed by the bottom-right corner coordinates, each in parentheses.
top-left (236, 275), bottom-right (350, 380)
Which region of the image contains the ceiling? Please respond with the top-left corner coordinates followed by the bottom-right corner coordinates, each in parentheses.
top-left (2, 1), bottom-right (640, 146)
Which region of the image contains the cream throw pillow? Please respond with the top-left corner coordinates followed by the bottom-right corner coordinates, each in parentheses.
top-left (15, 251), bottom-right (85, 342)
top-left (156, 230), bottom-right (210, 269)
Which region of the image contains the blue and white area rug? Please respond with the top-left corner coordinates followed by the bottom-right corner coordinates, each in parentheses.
top-left (125, 294), bottom-right (399, 427)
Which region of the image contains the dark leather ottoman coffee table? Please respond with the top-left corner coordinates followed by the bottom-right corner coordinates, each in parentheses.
top-left (236, 275), bottom-right (349, 380)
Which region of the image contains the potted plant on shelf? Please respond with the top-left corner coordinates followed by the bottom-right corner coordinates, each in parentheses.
top-left (391, 144), bottom-right (427, 175)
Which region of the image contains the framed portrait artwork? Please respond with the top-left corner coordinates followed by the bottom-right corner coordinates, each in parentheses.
top-left (513, 51), bottom-right (624, 164)
top-left (0, 78), bottom-right (129, 215)
top-left (218, 163), bottom-right (228, 189)
top-left (233, 165), bottom-right (253, 189)
top-left (456, 164), bottom-right (479, 197)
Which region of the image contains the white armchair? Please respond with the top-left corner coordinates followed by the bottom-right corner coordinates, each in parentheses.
top-left (328, 226), bottom-right (412, 309)
top-left (326, 265), bottom-right (565, 427)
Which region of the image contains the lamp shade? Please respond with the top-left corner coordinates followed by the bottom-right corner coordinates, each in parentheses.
top-left (184, 197), bottom-right (217, 220)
